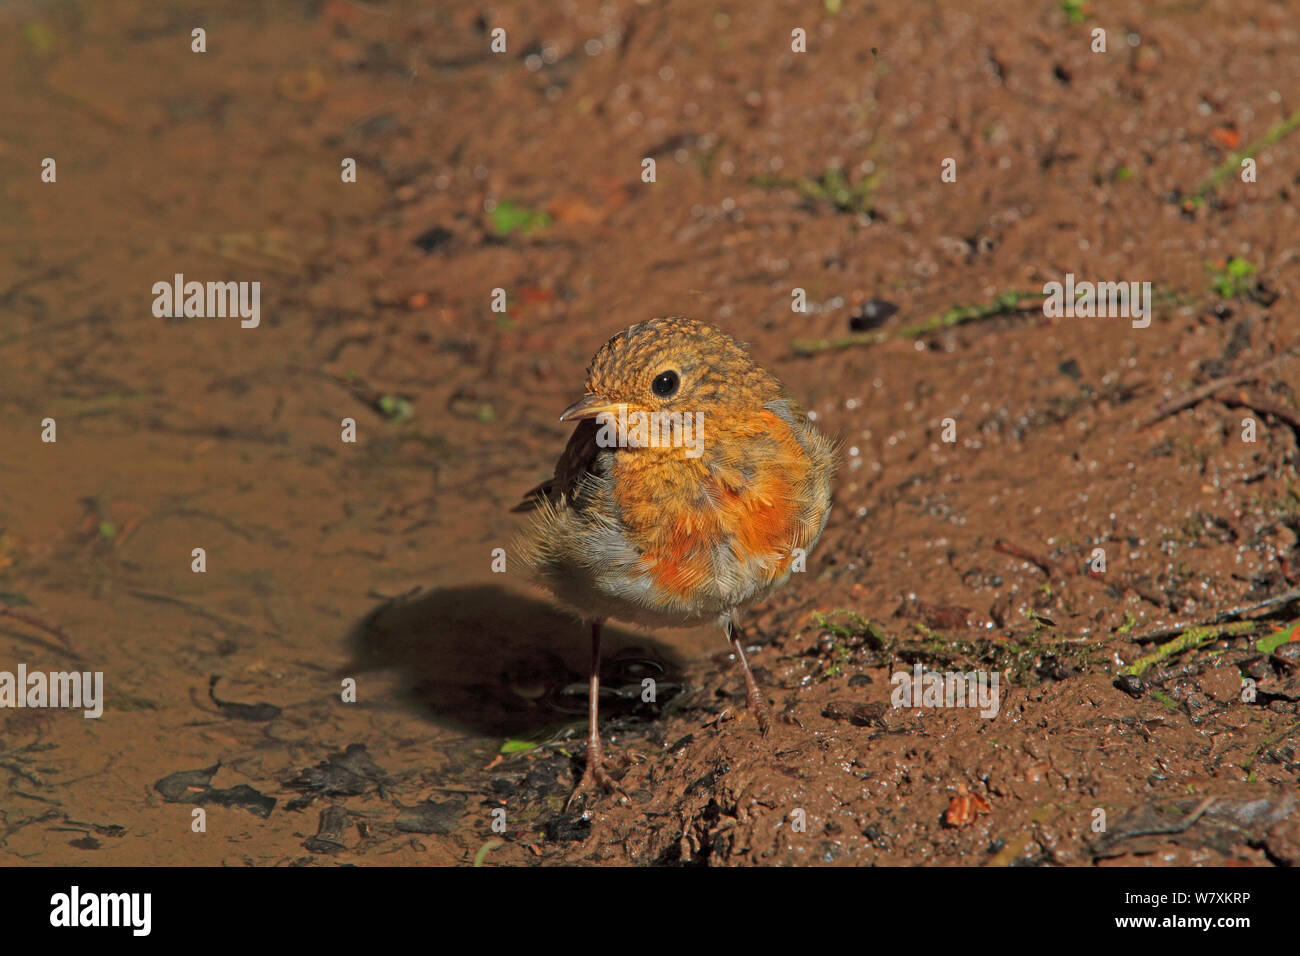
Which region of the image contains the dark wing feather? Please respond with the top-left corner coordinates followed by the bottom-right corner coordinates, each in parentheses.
top-left (511, 418), bottom-right (603, 512)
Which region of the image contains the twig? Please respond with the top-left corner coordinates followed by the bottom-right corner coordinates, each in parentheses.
top-left (1101, 797), bottom-right (1218, 847)
top-left (1241, 719), bottom-right (1300, 772)
top-left (0, 606), bottom-right (78, 655)
top-left (1214, 389), bottom-right (1300, 433)
top-left (0, 760), bottom-right (44, 788)
top-left (127, 589), bottom-right (274, 637)
top-left (791, 291), bottom-right (1043, 356)
top-left (1137, 348), bottom-right (1295, 429)
top-left (994, 539), bottom-right (1067, 579)
top-left (0, 263), bottom-right (73, 306)
top-left (1132, 588), bottom-right (1300, 643)
top-left (1192, 107), bottom-right (1300, 200)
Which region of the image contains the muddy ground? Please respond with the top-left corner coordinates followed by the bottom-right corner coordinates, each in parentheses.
top-left (1, 0), bottom-right (1298, 866)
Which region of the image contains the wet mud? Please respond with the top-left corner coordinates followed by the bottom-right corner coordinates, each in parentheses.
top-left (1, 0), bottom-right (1298, 865)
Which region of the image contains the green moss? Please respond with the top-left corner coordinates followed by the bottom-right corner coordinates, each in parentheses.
top-left (1119, 620), bottom-right (1259, 677)
top-left (809, 609), bottom-right (1102, 688)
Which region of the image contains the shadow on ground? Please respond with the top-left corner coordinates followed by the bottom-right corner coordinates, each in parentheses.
top-left (343, 584), bottom-right (687, 738)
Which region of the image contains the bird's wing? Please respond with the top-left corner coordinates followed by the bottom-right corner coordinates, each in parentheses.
top-left (512, 418), bottom-right (603, 512)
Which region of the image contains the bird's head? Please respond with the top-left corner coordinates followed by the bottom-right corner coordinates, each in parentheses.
top-left (559, 316), bottom-right (782, 425)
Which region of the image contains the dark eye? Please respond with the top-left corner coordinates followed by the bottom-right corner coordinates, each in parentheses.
top-left (651, 370), bottom-right (680, 398)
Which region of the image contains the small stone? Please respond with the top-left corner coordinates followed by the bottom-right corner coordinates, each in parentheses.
top-left (1199, 665), bottom-right (1243, 703)
top-left (822, 700), bottom-right (887, 727)
top-left (848, 298), bottom-right (898, 331)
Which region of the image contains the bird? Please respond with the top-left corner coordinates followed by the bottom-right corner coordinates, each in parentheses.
top-left (513, 316), bottom-right (835, 807)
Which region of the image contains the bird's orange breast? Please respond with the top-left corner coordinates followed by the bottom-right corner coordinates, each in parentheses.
top-left (610, 409), bottom-right (811, 602)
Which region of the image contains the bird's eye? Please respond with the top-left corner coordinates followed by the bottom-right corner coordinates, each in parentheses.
top-left (651, 370), bottom-right (680, 398)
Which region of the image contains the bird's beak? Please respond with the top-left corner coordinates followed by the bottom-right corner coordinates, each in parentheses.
top-left (559, 394), bottom-right (622, 422)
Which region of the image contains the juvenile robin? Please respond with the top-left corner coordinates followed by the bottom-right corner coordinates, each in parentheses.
top-left (514, 316), bottom-right (835, 805)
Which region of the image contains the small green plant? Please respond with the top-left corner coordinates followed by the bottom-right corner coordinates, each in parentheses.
top-left (1060, 0), bottom-right (1087, 24)
top-left (377, 394), bottom-right (414, 423)
top-left (822, 650), bottom-right (850, 679)
top-left (798, 167), bottom-right (876, 214)
top-left (1150, 689), bottom-right (1180, 711)
top-left (490, 198), bottom-right (550, 237)
top-left (1207, 257), bottom-right (1257, 298)
top-left (752, 167), bottom-right (879, 215)
top-left (810, 610), bottom-right (887, 680)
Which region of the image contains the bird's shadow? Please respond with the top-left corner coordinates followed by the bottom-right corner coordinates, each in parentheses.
top-left (342, 584), bottom-right (688, 739)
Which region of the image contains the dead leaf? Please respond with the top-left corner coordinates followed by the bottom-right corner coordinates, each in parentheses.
top-left (944, 783), bottom-right (991, 828)
top-left (1210, 126), bottom-right (1241, 150)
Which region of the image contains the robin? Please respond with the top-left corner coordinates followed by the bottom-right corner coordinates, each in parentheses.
top-left (514, 316), bottom-right (835, 806)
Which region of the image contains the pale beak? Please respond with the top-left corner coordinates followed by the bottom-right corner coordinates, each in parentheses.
top-left (559, 394), bottom-right (622, 422)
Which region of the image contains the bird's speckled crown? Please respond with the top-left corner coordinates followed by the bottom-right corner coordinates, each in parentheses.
top-left (585, 316), bottom-right (783, 409)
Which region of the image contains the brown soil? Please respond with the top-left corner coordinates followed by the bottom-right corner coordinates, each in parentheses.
top-left (1, 0), bottom-right (1298, 866)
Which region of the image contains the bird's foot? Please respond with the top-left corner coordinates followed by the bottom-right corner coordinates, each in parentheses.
top-left (704, 707), bottom-right (735, 730)
top-left (566, 757), bottom-right (625, 812)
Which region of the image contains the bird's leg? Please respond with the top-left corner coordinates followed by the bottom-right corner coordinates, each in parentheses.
top-left (567, 618), bottom-right (622, 810)
top-left (728, 619), bottom-right (773, 737)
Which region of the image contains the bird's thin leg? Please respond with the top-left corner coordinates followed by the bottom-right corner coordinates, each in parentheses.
top-left (728, 619), bottom-right (773, 736)
top-left (567, 618), bottom-right (622, 809)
